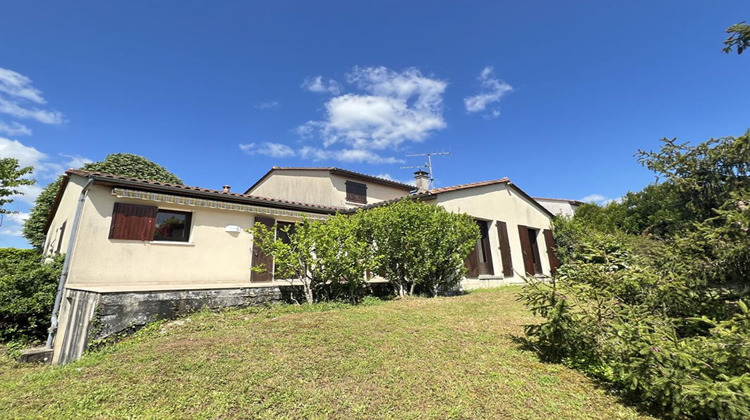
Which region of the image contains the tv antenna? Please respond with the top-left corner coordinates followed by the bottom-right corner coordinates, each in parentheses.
top-left (401, 151), bottom-right (450, 189)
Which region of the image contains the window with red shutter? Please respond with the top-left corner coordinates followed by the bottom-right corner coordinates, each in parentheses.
top-left (108, 203), bottom-right (158, 241)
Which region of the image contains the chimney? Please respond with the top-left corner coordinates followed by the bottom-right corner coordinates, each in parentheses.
top-left (414, 170), bottom-right (430, 193)
top-left (222, 185), bottom-right (231, 193)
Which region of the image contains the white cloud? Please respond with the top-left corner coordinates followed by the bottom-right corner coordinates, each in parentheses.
top-left (298, 146), bottom-right (403, 164)
top-left (239, 142), bottom-right (296, 158)
top-left (0, 211), bottom-right (30, 237)
top-left (0, 98), bottom-right (64, 124)
top-left (302, 76), bottom-right (341, 95)
top-left (12, 185), bottom-right (43, 205)
top-left (238, 141), bottom-right (403, 164)
top-left (334, 148), bottom-right (403, 164)
top-left (300, 66), bottom-right (447, 153)
top-left (581, 194), bottom-right (619, 205)
top-left (0, 137), bottom-right (89, 181)
top-left (60, 154), bottom-right (93, 169)
top-left (0, 121), bottom-right (32, 136)
top-left (0, 67), bottom-right (65, 126)
top-left (0, 68), bottom-right (46, 104)
top-left (464, 66), bottom-right (513, 118)
top-left (255, 101), bottom-right (281, 110)
top-left (375, 173), bottom-right (416, 186)
top-left (0, 136), bottom-right (48, 169)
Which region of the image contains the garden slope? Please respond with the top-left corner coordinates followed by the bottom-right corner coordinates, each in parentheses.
top-left (0, 288), bottom-right (654, 419)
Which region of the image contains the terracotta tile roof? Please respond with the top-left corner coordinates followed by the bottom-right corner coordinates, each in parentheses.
top-left (245, 166), bottom-right (415, 194)
top-left (421, 178), bottom-right (510, 195)
top-left (344, 178), bottom-right (511, 212)
top-left (66, 169), bottom-right (344, 213)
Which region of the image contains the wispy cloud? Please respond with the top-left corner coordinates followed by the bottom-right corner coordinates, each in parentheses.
top-left (0, 68), bottom-right (46, 104)
top-left (239, 142), bottom-right (296, 158)
top-left (238, 141), bottom-right (403, 164)
top-left (0, 137), bottom-right (91, 182)
top-left (255, 101), bottom-right (281, 110)
top-left (0, 121), bottom-right (32, 136)
top-left (581, 194), bottom-right (620, 205)
top-left (0, 211), bottom-right (30, 237)
top-left (375, 173), bottom-right (416, 186)
top-left (0, 68), bottom-right (65, 125)
top-left (60, 153), bottom-right (93, 169)
top-left (464, 66), bottom-right (512, 119)
top-left (302, 76), bottom-right (341, 95)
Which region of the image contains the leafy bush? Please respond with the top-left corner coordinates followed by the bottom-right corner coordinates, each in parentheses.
top-left (0, 248), bottom-right (63, 343)
top-left (521, 133), bottom-right (750, 419)
top-left (521, 225), bottom-right (750, 418)
top-left (360, 199), bottom-right (479, 297)
top-left (251, 199), bottom-right (479, 302)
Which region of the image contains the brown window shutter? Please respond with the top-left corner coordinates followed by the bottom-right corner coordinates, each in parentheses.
top-left (251, 216), bottom-right (275, 283)
top-left (464, 245), bottom-right (479, 278)
top-left (345, 181), bottom-right (367, 204)
top-left (496, 221), bottom-right (513, 277)
top-left (517, 225), bottom-right (535, 275)
top-left (109, 203), bottom-right (157, 241)
top-left (56, 221), bottom-right (67, 254)
top-left (543, 229), bottom-right (560, 275)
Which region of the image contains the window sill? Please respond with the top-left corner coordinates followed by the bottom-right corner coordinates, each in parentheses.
top-left (150, 241), bottom-right (195, 246)
top-left (345, 201), bottom-right (367, 206)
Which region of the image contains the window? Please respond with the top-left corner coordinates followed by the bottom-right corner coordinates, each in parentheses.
top-left (465, 220), bottom-right (494, 277)
top-left (109, 203), bottom-right (192, 242)
top-left (56, 221), bottom-right (67, 254)
top-left (274, 221), bottom-right (296, 277)
top-left (154, 210), bottom-right (192, 242)
top-left (517, 225), bottom-right (543, 275)
top-left (276, 221), bottom-right (296, 245)
top-left (345, 181), bottom-right (367, 204)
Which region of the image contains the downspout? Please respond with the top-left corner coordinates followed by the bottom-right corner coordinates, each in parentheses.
top-left (46, 178), bottom-right (95, 349)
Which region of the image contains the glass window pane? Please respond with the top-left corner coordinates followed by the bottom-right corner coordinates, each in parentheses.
top-left (154, 211), bottom-right (190, 242)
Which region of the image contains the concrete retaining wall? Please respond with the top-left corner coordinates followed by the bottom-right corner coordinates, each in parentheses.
top-left (54, 285), bottom-right (296, 364)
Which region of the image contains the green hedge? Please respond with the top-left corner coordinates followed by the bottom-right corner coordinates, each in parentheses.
top-left (0, 248), bottom-right (63, 343)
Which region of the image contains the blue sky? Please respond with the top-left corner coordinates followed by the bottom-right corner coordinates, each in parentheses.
top-left (1, 1), bottom-right (749, 248)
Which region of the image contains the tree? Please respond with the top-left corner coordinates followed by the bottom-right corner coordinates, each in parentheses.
top-left (23, 153), bottom-right (183, 250)
top-left (250, 213), bottom-right (375, 304)
top-left (0, 158), bottom-right (34, 221)
top-left (362, 199), bottom-right (479, 297)
top-left (633, 132), bottom-right (750, 236)
top-left (723, 21), bottom-right (750, 54)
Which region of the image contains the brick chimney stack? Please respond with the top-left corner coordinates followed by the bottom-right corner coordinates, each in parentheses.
top-left (222, 185), bottom-right (231, 193)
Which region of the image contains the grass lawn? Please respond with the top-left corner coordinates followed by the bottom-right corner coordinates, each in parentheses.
top-left (0, 287), bottom-right (654, 419)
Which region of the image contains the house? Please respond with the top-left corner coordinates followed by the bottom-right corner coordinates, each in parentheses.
top-left (44, 167), bottom-right (558, 364)
top-left (534, 197), bottom-right (583, 218)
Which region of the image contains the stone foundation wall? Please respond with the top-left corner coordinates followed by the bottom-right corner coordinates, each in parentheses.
top-left (55, 285), bottom-right (299, 364)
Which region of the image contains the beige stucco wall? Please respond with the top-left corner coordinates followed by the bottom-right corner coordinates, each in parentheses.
top-left (536, 199), bottom-right (578, 218)
top-left (44, 176), bottom-right (85, 256)
top-left (248, 170), bottom-right (410, 209)
top-left (63, 179), bottom-right (309, 291)
top-left (434, 184), bottom-right (553, 286)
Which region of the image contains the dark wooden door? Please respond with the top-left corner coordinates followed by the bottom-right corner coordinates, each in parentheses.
top-left (528, 229), bottom-right (543, 275)
top-left (517, 225), bottom-right (535, 275)
top-left (251, 216), bottom-right (275, 282)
